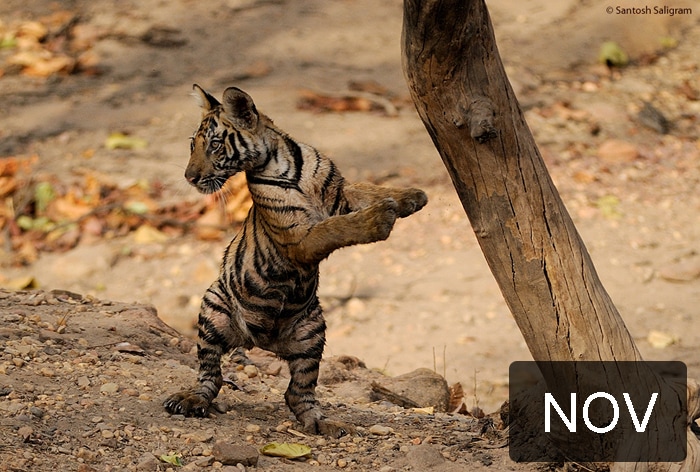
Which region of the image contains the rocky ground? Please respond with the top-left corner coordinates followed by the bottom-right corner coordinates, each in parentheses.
top-left (1, 0), bottom-right (699, 470)
top-left (0, 289), bottom-right (508, 471)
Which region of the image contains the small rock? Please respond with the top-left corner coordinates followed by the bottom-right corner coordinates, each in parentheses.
top-left (658, 258), bottom-right (700, 282)
top-left (406, 443), bottom-right (445, 469)
top-left (29, 407), bottom-right (44, 418)
top-left (375, 368), bottom-right (450, 412)
top-left (345, 297), bottom-right (369, 321)
top-left (135, 452), bottom-right (160, 472)
top-left (368, 424), bottom-right (393, 436)
top-left (12, 358), bottom-right (24, 368)
top-left (244, 423), bottom-right (260, 433)
top-left (39, 367), bottom-right (55, 377)
top-left (182, 431), bottom-right (215, 443)
top-left (243, 365), bottom-right (258, 378)
top-left (597, 139), bottom-right (638, 164)
top-left (101, 430), bottom-right (114, 439)
top-left (637, 101), bottom-right (669, 134)
top-left (100, 383), bottom-right (119, 394)
top-left (337, 458), bottom-right (348, 468)
top-left (18, 426), bottom-right (33, 441)
top-left (212, 441), bottom-right (259, 466)
top-left (265, 360), bottom-right (283, 376)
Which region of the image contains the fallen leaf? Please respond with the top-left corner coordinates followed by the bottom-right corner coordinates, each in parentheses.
top-left (34, 181), bottom-right (55, 214)
top-left (1, 276), bottom-right (39, 290)
top-left (647, 330), bottom-right (677, 349)
top-left (599, 41), bottom-right (628, 67)
top-left (448, 382), bottom-right (464, 413)
top-left (133, 224), bottom-right (169, 243)
top-left (260, 443), bottom-right (312, 459)
top-left (595, 195), bottom-right (622, 219)
top-left (105, 133), bottom-right (148, 150)
top-left (159, 454), bottom-right (183, 466)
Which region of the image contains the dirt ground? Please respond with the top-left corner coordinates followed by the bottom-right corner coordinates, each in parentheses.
top-left (1, 0), bottom-right (699, 470)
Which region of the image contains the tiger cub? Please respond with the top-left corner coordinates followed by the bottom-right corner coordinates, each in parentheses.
top-left (163, 85), bottom-right (428, 437)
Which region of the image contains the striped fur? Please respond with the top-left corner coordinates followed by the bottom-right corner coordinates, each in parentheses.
top-left (163, 85), bottom-right (428, 437)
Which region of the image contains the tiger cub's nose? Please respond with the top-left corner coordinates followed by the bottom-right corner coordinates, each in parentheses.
top-left (185, 168), bottom-right (200, 186)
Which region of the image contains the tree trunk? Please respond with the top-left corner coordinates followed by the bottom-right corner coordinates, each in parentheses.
top-left (401, 0), bottom-right (699, 470)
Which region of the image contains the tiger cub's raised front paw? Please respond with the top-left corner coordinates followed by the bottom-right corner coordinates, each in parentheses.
top-left (395, 188), bottom-right (428, 218)
top-left (163, 390), bottom-right (211, 417)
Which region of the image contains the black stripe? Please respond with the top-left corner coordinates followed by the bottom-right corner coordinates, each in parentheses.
top-left (201, 295), bottom-right (230, 317)
top-left (297, 322), bottom-right (327, 343)
top-left (246, 175), bottom-right (301, 191)
top-left (283, 135), bottom-right (304, 183)
top-left (283, 344), bottom-right (324, 362)
top-left (329, 187), bottom-right (343, 215)
top-left (312, 150), bottom-right (322, 177)
top-left (320, 160), bottom-right (336, 200)
top-left (198, 316), bottom-right (228, 348)
top-left (256, 202), bottom-right (309, 214)
top-left (247, 323), bottom-right (268, 337)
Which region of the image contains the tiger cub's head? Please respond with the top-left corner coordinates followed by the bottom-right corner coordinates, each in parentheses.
top-left (185, 85), bottom-right (266, 194)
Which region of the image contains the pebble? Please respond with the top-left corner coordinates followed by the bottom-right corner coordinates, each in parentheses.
top-left (597, 139), bottom-right (638, 164)
top-left (265, 360), bottom-right (283, 376)
top-left (243, 365), bottom-right (258, 378)
top-left (77, 376), bottom-right (90, 387)
top-left (337, 458), bottom-right (348, 468)
top-left (100, 383), bottom-right (119, 394)
top-left (39, 367), bottom-right (55, 377)
top-left (244, 423), bottom-right (260, 433)
top-left (406, 443), bottom-right (445, 469)
top-left (212, 441), bottom-right (259, 466)
top-left (658, 258), bottom-right (700, 282)
top-left (369, 424), bottom-right (393, 436)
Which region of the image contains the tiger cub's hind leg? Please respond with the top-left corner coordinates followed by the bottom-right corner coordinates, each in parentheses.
top-left (278, 304), bottom-right (353, 438)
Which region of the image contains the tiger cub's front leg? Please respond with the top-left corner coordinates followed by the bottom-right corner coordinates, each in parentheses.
top-left (344, 183), bottom-right (428, 218)
top-left (164, 286), bottom-right (240, 417)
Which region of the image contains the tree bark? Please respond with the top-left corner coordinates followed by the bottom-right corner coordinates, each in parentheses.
top-left (401, 0), bottom-right (699, 470)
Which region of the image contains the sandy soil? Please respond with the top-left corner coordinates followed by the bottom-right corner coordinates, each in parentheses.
top-left (1, 0), bottom-right (699, 470)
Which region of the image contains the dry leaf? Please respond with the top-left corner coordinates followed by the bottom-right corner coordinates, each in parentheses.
top-left (647, 330), bottom-right (677, 349)
top-left (260, 442), bottom-right (312, 459)
top-left (105, 133), bottom-right (148, 150)
top-left (1, 276), bottom-right (39, 290)
top-left (132, 225), bottom-right (168, 243)
top-left (448, 382), bottom-right (465, 413)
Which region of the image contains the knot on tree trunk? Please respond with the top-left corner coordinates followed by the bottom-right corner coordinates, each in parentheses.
top-left (455, 95), bottom-right (497, 143)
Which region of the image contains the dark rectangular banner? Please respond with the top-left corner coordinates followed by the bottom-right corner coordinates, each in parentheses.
top-left (509, 361), bottom-right (687, 462)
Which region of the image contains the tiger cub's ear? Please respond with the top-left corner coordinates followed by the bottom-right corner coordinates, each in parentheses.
top-left (192, 84), bottom-right (221, 113)
top-left (222, 87), bottom-right (259, 130)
